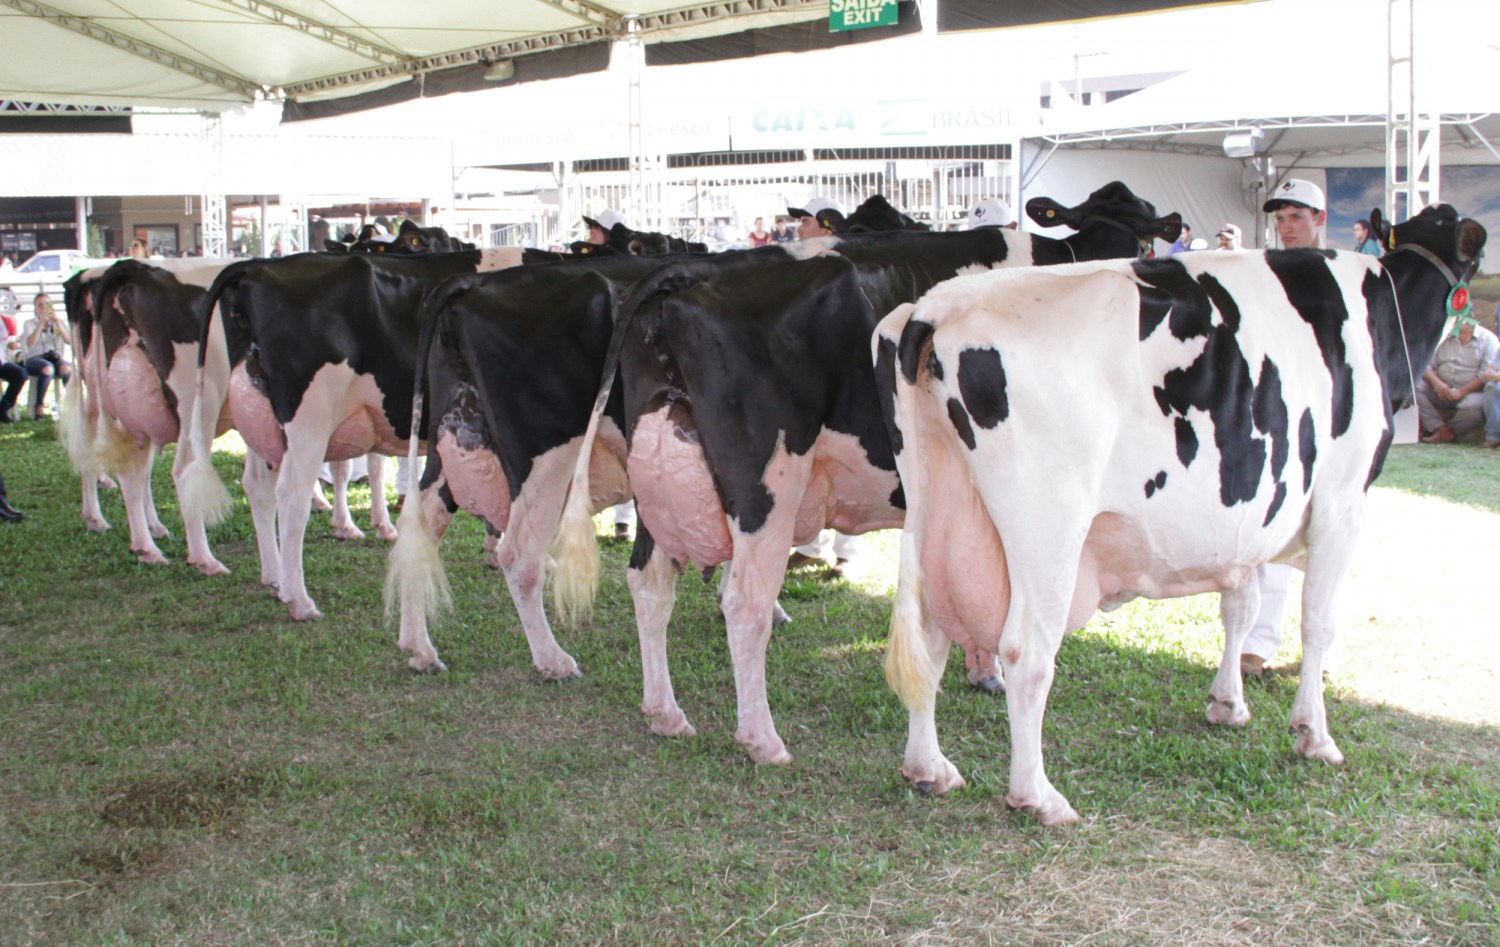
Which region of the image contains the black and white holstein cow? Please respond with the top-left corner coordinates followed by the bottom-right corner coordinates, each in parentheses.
top-left (387, 252), bottom-right (714, 676)
top-left (877, 204), bottom-right (1485, 824)
top-left (61, 259), bottom-right (237, 569)
top-left (179, 247), bottom-right (522, 619)
top-left (552, 183), bottom-right (1181, 763)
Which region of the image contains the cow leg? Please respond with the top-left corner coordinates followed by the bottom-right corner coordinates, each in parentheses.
top-left (326, 460), bottom-right (365, 541)
top-left (394, 476), bottom-right (455, 672)
top-left (79, 469), bottom-right (109, 532)
top-left (1207, 580), bottom-right (1258, 726)
top-left (175, 437), bottom-right (228, 576)
top-left (492, 481), bottom-right (581, 683)
top-left (1288, 517), bottom-right (1355, 765)
top-left (274, 439), bottom-right (327, 620)
top-left (241, 451), bottom-right (281, 589)
top-left (367, 453), bottom-right (397, 541)
top-left (1000, 619), bottom-right (1077, 825)
top-left (628, 533), bottom-right (694, 737)
top-left (722, 515), bottom-right (807, 765)
top-left (716, 566), bottom-right (791, 627)
top-left (143, 470), bottom-right (170, 539)
top-left (309, 479), bottom-right (333, 513)
top-left (118, 440), bottom-right (168, 565)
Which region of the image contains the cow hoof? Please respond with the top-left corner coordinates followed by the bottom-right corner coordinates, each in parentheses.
top-left (189, 557), bottom-right (230, 577)
top-left (646, 709), bottom-right (697, 738)
top-left (149, 524), bottom-right (172, 540)
top-left (287, 601), bottom-right (323, 621)
top-left (330, 525), bottom-right (365, 541)
top-left (133, 548), bottom-right (169, 566)
top-left (1206, 698), bottom-right (1251, 726)
top-left (1006, 791), bottom-right (1080, 826)
top-left (736, 732), bottom-right (792, 766)
top-left (771, 602), bottom-right (792, 628)
top-left (901, 759), bottom-right (965, 796)
top-left (375, 524), bottom-right (398, 542)
top-left (407, 653), bottom-right (448, 673)
top-left (1291, 726), bottom-right (1345, 764)
top-left (971, 675), bottom-right (1006, 696)
top-left (83, 517), bottom-right (110, 533)
top-left (537, 661), bottom-right (583, 681)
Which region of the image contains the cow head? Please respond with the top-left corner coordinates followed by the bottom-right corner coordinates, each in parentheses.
top-left (1380, 204), bottom-right (1487, 286)
top-left (1025, 181), bottom-right (1182, 256)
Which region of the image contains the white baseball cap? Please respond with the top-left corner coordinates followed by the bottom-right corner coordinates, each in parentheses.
top-left (582, 208), bottom-right (626, 233)
top-left (787, 196), bottom-right (842, 220)
top-left (966, 198), bottom-right (1015, 230)
top-left (1263, 178), bottom-right (1325, 214)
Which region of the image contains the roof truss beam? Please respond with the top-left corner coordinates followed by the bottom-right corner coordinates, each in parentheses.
top-left (217, 0), bottom-right (405, 67)
top-left (1, 0), bottom-right (262, 101)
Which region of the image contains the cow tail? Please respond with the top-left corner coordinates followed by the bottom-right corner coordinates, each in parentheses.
top-left (881, 304), bottom-right (942, 713)
top-left (58, 320), bottom-right (93, 476)
top-left (179, 265), bottom-right (244, 528)
top-left (385, 278), bottom-right (461, 624)
top-left (550, 262), bottom-right (715, 627)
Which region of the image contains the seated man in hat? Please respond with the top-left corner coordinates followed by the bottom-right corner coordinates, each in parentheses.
top-left (1418, 311), bottom-right (1500, 444)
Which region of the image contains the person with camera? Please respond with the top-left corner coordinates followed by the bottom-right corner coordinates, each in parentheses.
top-left (22, 293), bottom-right (71, 420)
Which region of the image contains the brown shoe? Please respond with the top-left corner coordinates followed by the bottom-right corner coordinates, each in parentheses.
top-left (1420, 425), bottom-right (1455, 444)
top-left (1240, 654), bottom-right (1266, 677)
top-left (825, 557), bottom-right (850, 579)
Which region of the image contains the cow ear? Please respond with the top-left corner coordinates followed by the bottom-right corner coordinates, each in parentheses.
top-left (1370, 209), bottom-right (1392, 250)
top-left (1457, 218), bottom-right (1488, 264)
top-left (1151, 213), bottom-right (1184, 243)
top-left (818, 210), bottom-right (847, 234)
top-left (1024, 197), bottom-right (1077, 229)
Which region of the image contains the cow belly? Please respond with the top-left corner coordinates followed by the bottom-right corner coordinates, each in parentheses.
top-left (794, 429), bottom-right (904, 541)
top-left (437, 430), bottom-right (511, 532)
top-left (105, 342), bottom-right (178, 445)
top-left (230, 363), bottom-right (285, 465)
top-left (629, 404), bottom-right (731, 569)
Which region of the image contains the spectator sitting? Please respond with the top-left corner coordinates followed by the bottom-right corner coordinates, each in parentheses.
top-left (748, 217), bottom-right (774, 247)
top-left (1417, 311), bottom-right (1498, 444)
top-left (1216, 224), bottom-right (1243, 250)
top-left (22, 293), bottom-right (71, 420)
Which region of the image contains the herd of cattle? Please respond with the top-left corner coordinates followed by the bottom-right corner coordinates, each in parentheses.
top-left (57, 187), bottom-right (1485, 824)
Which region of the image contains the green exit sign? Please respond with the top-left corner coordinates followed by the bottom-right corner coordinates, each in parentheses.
top-left (829, 0), bottom-right (899, 32)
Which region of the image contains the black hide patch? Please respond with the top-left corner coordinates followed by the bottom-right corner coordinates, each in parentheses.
top-left (957, 346), bottom-right (1009, 429)
top-left (947, 397), bottom-right (977, 450)
top-left (874, 333), bottom-right (904, 456)
top-left (1134, 263), bottom-right (1280, 510)
top-left (1266, 250), bottom-right (1355, 438)
top-left (1298, 409), bottom-right (1317, 493)
top-left (898, 318), bottom-right (935, 385)
top-left (1144, 470), bottom-right (1168, 498)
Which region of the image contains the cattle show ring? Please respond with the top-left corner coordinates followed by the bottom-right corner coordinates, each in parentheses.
top-left (2, 1), bottom-right (1498, 943)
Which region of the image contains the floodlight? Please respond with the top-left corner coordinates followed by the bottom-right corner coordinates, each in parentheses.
top-left (1223, 128), bottom-right (1265, 158)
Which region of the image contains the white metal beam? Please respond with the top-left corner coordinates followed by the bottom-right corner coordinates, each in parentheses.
top-left (216, 0), bottom-right (405, 67)
top-left (0, 0), bottom-right (263, 101)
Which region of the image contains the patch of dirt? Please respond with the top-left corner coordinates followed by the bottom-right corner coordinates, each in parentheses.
top-left (100, 767), bottom-right (265, 830)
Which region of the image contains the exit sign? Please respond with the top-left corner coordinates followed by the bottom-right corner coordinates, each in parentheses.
top-left (829, 0), bottom-right (899, 32)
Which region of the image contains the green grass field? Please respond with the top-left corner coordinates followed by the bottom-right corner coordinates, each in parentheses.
top-left (1, 421), bottom-right (1496, 945)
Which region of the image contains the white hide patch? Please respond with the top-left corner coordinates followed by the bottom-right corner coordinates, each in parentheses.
top-left (477, 247), bottom-right (525, 272)
top-left (790, 428), bottom-right (903, 543)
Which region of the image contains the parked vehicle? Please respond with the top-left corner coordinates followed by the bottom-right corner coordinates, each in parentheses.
top-left (0, 250), bottom-right (113, 318)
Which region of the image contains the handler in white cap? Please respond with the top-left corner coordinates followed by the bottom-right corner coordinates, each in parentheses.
top-left (787, 197), bottom-right (842, 240)
top-left (966, 198), bottom-right (1016, 230)
top-left (583, 208), bottom-right (627, 245)
top-left (1242, 177), bottom-right (1327, 677)
top-left (1263, 178), bottom-right (1326, 249)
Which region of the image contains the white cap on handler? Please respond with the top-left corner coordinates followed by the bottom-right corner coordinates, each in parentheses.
top-left (966, 198), bottom-right (1015, 230)
top-left (1262, 178), bottom-right (1326, 214)
top-left (786, 196), bottom-right (842, 220)
top-left (582, 208), bottom-right (627, 233)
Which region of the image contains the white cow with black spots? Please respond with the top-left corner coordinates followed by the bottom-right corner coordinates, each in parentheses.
top-left (875, 204), bottom-right (1485, 824)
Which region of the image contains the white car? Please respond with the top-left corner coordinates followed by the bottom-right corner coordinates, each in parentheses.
top-left (0, 249), bottom-right (113, 317)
